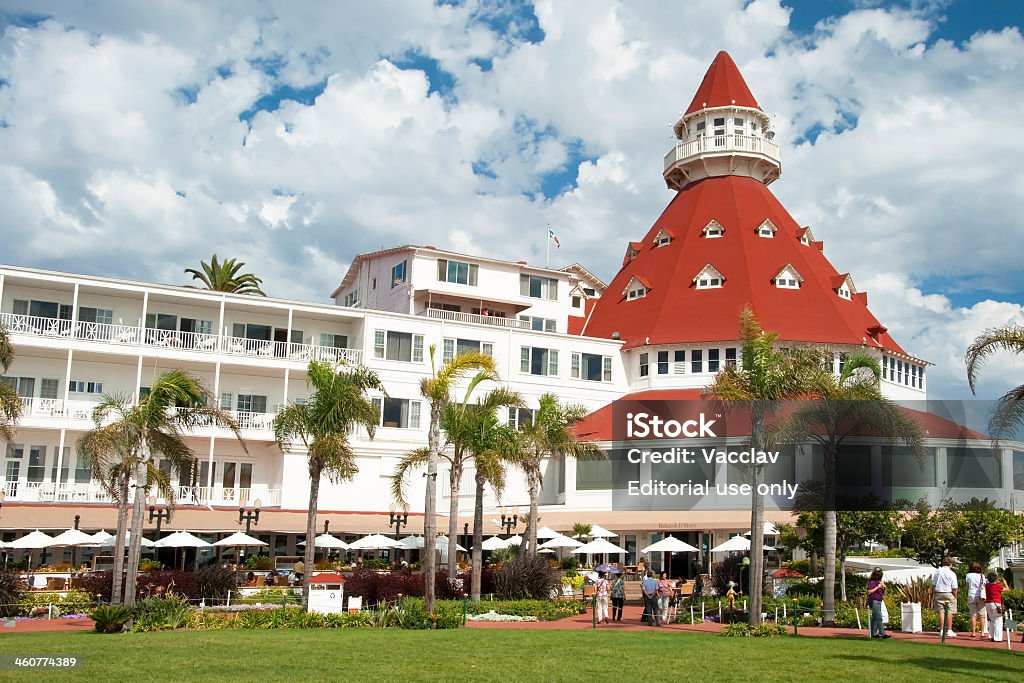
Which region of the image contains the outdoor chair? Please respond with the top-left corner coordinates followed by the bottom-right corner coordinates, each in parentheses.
top-left (347, 596), bottom-right (362, 614)
top-left (581, 584), bottom-right (596, 604)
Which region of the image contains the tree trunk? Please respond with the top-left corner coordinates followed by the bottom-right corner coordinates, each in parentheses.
top-left (123, 443), bottom-right (150, 609)
top-left (810, 550), bottom-right (819, 577)
top-left (447, 462), bottom-right (462, 579)
top-left (526, 464), bottom-right (539, 558)
top-left (748, 410), bottom-right (765, 626)
top-left (839, 549), bottom-right (848, 602)
top-left (423, 402), bottom-right (442, 615)
top-left (111, 484), bottom-right (129, 604)
top-left (471, 471), bottom-right (485, 602)
top-left (822, 442), bottom-right (838, 624)
top-left (303, 461), bottom-right (320, 608)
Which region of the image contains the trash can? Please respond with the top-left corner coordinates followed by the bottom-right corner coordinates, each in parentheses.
top-left (307, 572), bottom-right (346, 615)
top-left (901, 602), bottom-right (922, 633)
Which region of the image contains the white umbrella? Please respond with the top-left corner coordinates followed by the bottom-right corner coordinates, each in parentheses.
top-left (297, 533), bottom-right (349, 549)
top-left (98, 531), bottom-right (155, 548)
top-left (538, 548), bottom-right (555, 554)
top-left (397, 535), bottom-right (424, 550)
top-left (213, 532), bottom-right (267, 547)
top-left (50, 528), bottom-right (97, 546)
top-left (6, 530), bottom-right (58, 549)
top-left (711, 536), bottom-right (750, 553)
top-left (89, 530), bottom-right (114, 544)
top-left (744, 522), bottom-right (780, 536)
top-left (642, 536), bottom-right (700, 577)
top-left (535, 526), bottom-right (561, 539)
top-left (503, 535), bottom-right (523, 547)
top-left (539, 535), bottom-right (583, 549)
top-left (154, 531), bottom-right (212, 548)
top-left (438, 535), bottom-right (468, 552)
top-left (588, 524), bottom-right (618, 538)
top-left (348, 533), bottom-right (402, 550)
top-left (479, 536), bottom-right (507, 551)
top-left (572, 538), bottom-right (628, 555)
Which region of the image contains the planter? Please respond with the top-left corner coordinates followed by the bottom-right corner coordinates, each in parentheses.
top-left (901, 602), bottom-right (922, 633)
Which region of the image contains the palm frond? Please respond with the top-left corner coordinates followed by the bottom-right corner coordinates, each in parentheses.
top-left (966, 324), bottom-right (1024, 393)
top-left (390, 447), bottom-right (431, 508)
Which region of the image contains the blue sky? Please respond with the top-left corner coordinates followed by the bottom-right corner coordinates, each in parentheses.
top-left (1, 0), bottom-right (1023, 401)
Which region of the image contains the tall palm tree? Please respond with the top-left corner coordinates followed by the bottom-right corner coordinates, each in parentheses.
top-left (703, 306), bottom-right (821, 626)
top-left (391, 379), bottom-right (521, 578)
top-left (966, 323), bottom-right (1024, 440)
top-left (516, 393), bottom-right (601, 557)
top-left (184, 254), bottom-right (267, 296)
top-left (0, 322), bottom-right (22, 442)
top-left (418, 347), bottom-right (494, 614)
top-left (78, 370), bottom-right (244, 607)
top-left (772, 350), bottom-right (924, 621)
top-left (273, 360), bottom-right (382, 606)
top-left (571, 522), bottom-right (592, 542)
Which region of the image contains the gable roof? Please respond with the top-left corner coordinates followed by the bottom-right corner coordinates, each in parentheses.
top-left (685, 51), bottom-right (762, 116)
top-left (580, 175), bottom-right (908, 354)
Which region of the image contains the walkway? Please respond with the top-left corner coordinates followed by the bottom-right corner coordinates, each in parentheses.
top-left (468, 603), bottom-right (1022, 651)
top-left (2, 617), bottom-right (93, 634)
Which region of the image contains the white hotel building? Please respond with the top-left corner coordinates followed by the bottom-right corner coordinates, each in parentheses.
top-left (2, 51), bottom-right (1022, 572)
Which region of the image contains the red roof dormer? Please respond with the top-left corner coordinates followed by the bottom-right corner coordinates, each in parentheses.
top-left (685, 51), bottom-right (761, 116)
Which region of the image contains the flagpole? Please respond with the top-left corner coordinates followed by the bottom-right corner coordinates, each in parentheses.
top-left (545, 224), bottom-right (550, 269)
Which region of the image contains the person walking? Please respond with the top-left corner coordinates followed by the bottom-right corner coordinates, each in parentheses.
top-left (867, 567), bottom-right (891, 639)
top-left (657, 571), bottom-right (674, 624)
top-left (642, 570), bottom-right (661, 626)
top-left (985, 571), bottom-right (1008, 642)
top-left (965, 562), bottom-right (987, 638)
top-left (611, 572), bottom-right (626, 622)
top-left (932, 557), bottom-right (958, 637)
top-left (595, 571), bottom-right (611, 625)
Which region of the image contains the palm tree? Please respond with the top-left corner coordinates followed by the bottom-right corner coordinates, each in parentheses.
top-left (571, 522), bottom-right (592, 542)
top-left (0, 322), bottom-right (22, 442)
top-left (703, 306), bottom-right (821, 626)
top-left (391, 379), bottom-right (520, 579)
top-left (78, 370), bottom-right (244, 607)
top-left (273, 360), bottom-right (382, 606)
top-left (184, 254), bottom-right (267, 296)
top-left (966, 323), bottom-right (1024, 440)
top-left (418, 347), bottom-right (495, 614)
top-left (516, 393), bottom-right (600, 557)
top-left (468, 419), bottom-right (520, 600)
top-left (772, 350), bottom-right (924, 621)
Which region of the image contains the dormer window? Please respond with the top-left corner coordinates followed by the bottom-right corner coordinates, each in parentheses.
top-left (832, 274), bottom-right (856, 300)
top-left (623, 275), bottom-right (651, 300)
top-left (653, 228), bottom-right (674, 248)
top-left (622, 241), bottom-right (642, 265)
top-left (797, 227), bottom-right (815, 246)
top-left (772, 264), bottom-right (803, 289)
top-left (756, 219), bottom-right (777, 238)
top-left (693, 264), bottom-right (724, 290)
top-left (702, 220), bottom-right (724, 238)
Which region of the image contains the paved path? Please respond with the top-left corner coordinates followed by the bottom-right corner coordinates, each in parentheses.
top-left (1, 617), bottom-right (93, 634)
top-left (468, 603), bottom-right (1022, 651)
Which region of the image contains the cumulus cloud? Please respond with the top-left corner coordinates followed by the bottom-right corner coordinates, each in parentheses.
top-left (1, 0), bottom-right (1022, 401)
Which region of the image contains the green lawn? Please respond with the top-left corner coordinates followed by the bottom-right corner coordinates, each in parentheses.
top-left (0, 629), bottom-right (1019, 682)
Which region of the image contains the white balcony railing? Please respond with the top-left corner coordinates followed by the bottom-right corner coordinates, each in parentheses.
top-left (0, 313), bottom-right (361, 365)
top-left (19, 398), bottom-right (99, 421)
top-left (663, 133), bottom-right (781, 172)
top-left (0, 480), bottom-right (281, 507)
top-left (171, 407), bottom-right (277, 432)
top-left (422, 307), bottom-right (531, 329)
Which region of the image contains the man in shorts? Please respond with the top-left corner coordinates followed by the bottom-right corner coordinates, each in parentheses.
top-left (932, 556), bottom-right (958, 637)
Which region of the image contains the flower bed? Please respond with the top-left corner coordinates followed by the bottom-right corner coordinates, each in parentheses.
top-left (466, 610), bottom-right (538, 622)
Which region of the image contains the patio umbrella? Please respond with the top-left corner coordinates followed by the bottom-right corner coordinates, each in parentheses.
top-left (588, 524), bottom-right (618, 538)
top-left (214, 531), bottom-right (268, 570)
top-left (297, 533), bottom-right (349, 549)
top-left (395, 535), bottom-right (467, 552)
top-left (88, 530), bottom-right (114, 545)
top-left (7, 531), bottom-right (59, 570)
top-left (538, 535), bottom-right (584, 549)
top-left (155, 531), bottom-right (213, 571)
top-left (744, 522), bottom-right (780, 536)
top-left (348, 533), bottom-right (402, 550)
top-left (535, 526), bottom-right (561, 539)
top-left (710, 536), bottom-right (750, 553)
top-left (51, 527), bottom-right (99, 568)
top-left (98, 531), bottom-right (155, 548)
top-left (642, 536), bottom-right (700, 577)
top-left (572, 538), bottom-right (628, 555)
top-left (503, 535), bottom-right (523, 547)
top-left (438, 535), bottom-right (467, 552)
top-left (479, 536), bottom-right (507, 551)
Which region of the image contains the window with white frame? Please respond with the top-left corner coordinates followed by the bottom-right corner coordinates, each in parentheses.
top-left (708, 348), bottom-right (720, 373)
top-left (725, 347), bottom-right (737, 368)
top-left (40, 378), bottom-right (59, 399)
top-left (653, 229), bottom-right (673, 247)
top-left (690, 349), bottom-right (703, 374)
top-left (343, 291), bottom-right (359, 306)
top-left (69, 380), bottom-right (103, 394)
top-left (836, 275), bottom-right (854, 300)
top-left (237, 394), bottom-right (268, 414)
top-left (78, 306), bottom-right (113, 325)
top-left (624, 276), bottom-right (649, 300)
top-left (571, 353), bottom-right (612, 382)
top-left (773, 265), bottom-right (802, 289)
top-left (693, 265), bottom-right (724, 289)
top-left (673, 350), bottom-right (686, 374)
top-left (756, 220), bottom-right (777, 238)
top-left (520, 347), bottom-right (558, 376)
top-left (437, 259), bottom-right (479, 286)
top-left (391, 260), bottom-right (407, 288)
top-left (373, 330), bottom-right (424, 363)
top-left (657, 351), bottom-right (669, 375)
top-left (702, 220), bottom-right (724, 238)
top-left (838, 285), bottom-right (851, 299)
top-left (442, 338), bottom-right (494, 363)
top-left (734, 117), bottom-right (744, 135)
top-left (320, 333), bottom-right (348, 349)
top-left (372, 397), bottom-right (421, 429)
top-left (520, 274), bottom-right (558, 300)
top-left (508, 407), bottom-right (535, 429)
top-left (639, 353), bottom-right (649, 377)
top-left (518, 315), bottom-right (557, 333)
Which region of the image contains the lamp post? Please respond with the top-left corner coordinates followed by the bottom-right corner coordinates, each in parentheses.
top-left (147, 496), bottom-right (172, 537)
top-left (500, 507), bottom-right (518, 535)
top-left (388, 503), bottom-right (408, 539)
top-left (238, 499), bottom-right (262, 533)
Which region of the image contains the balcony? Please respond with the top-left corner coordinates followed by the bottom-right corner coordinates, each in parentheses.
top-left (663, 133), bottom-right (781, 173)
top-left (0, 313), bottom-right (362, 366)
top-left (0, 480), bottom-right (281, 507)
top-left (19, 397), bottom-right (98, 421)
top-left (422, 307), bottom-right (531, 329)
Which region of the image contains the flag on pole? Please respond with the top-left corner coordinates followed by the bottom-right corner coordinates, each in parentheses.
top-left (548, 227), bottom-right (560, 248)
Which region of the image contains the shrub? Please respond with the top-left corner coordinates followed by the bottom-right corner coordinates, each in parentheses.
top-left (721, 622), bottom-right (750, 637)
top-left (0, 571), bottom-right (27, 618)
top-left (560, 556), bottom-right (579, 571)
top-left (561, 574), bottom-right (583, 590)
top-left (235, 587), bottom-right (300, 605)
top-left (464, 599), bottom-right (581, 621)
top-left (785, 573), bottom-right (867, 599)
top-left (363, 558), bottom-right (389, 570)
top-left (896, 578), bottom-right (933, 605)
top-left (784, 560), bottom-right (811, 576)
top-left (76, 571), bottom-right (113, 603)
top-left (492, 556), bottom-right (559, 600)
top-left (799, 614), bottom-right (819, 627)
top-left (751, 623), bottom-right (787, 637)
top-left (139, 558), bottom-right (164, 572)
top-left (91, 604), bottom-right (133, 633)
top-left (1003, 589), bottom-right (1024, 614)
top-left (17, 589), bottom-right (93, 617)
top-left (711, 556), bottom-right (745, 596)
top-left (132, 594), bottom-right (192, 632)
top-left (192, 566), bottom-right (239, 600)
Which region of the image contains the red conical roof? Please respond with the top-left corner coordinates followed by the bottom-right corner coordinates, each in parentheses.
top-left (685, 51), bottom-right (761, 116)
top-left (579, 175), bottom-right (906, 354)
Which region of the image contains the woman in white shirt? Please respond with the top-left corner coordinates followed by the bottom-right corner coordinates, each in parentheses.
top-left (965, 562), bottom-right (987, 638)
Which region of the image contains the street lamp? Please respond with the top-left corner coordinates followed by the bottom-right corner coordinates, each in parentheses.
top-left (147, 496), bottom-right (172, 537)
top-left (500, 506), bottom-right (518, 535)
top-left (388, 503), bottom-right (408, 539)
top-left (238, 499), bottom-right (262, 533)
